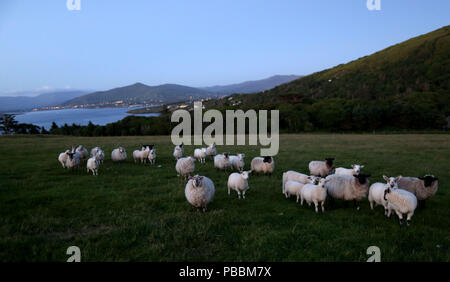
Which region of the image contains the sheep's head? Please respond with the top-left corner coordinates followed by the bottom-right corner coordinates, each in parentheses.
top-left (119, 147), bottom-right (125, 153)
top-left (318, 178), bottom-right (326, 187)
top-left (223, 152), bottom-right (229, 159)
top-left (325, 158), bottom-right (334, 167)
top-left (67, 152), bottom-right (75, 160)
top-left (189, 175), bottom-right (204, 188)
top-left (419, 175), bottom-right (438, 187)
top-left (383, 175), bottom-right (401, 189)
top-left (263, 156), bottom-right (272, 163)
top-left (352, 164), bottom-right (364, 174)
top-left (354, 173), bottom-right (370, 185)
top-left (307, 176), bottom-right (319, 184)
top-left (238, 153), bottom-right (245, 160)
top-left (241, 170), bottom-right (251, 180)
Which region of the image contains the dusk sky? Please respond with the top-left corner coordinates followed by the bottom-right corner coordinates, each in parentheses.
top-left (0, 0), bottom-right (449, 95)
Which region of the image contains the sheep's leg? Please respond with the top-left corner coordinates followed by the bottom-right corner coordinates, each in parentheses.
top-left (237, 191), bottom-right (241, 199)
top-left (314, 200), bottom-right (319, 213)
top-left (395, 210), bottom-right (403, 226)
top-left (321, 201), bottom-right (325, 212)
top-left (387, 207), bottom-right (392, 218)
top-left (285, 192), bottom-right (289, 199)
top-left (242, 191), bottom-right (246, 199)
top-left (300, 196), bottom-right (304, 206)
top-left (228, 185), bottom-right (230, 196)
top-left (406, 212), bottom-right (414, 226)
top-left (370, 201), bottom-right (374, 210)
top-left (296, 194), bottom-right (299, 203)
top-left (354, 200), bottom-right (360, 211)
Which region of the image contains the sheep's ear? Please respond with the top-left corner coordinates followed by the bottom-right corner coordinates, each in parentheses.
top-left (351, 164), bottom-right (355, 168)
top-left (383, 175), bottom-right (389, 182)
top-left (418, 176), bottom-right (425, 180)
top-left (188, 176), bottom-right (193, 180)
top-left (360, 165), bottom-right (364, 168)
top-left (248, 170), bottom-right (252, 174)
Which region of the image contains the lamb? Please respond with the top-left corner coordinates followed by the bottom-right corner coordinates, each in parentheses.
top-left (300, 178), bottom-right (327, 213)
top-left (58, 150), bottom-right (70, 168)
top-left (250, 156), bottom-right (275, 175)
top-left (194, 148), bottom-right (207, 163)
top-left (384, 185), bottom-right (418, 226)
top-left (397, 175), bottom-right (438, 207)
top-left (229, 154), bottom-right (245, 172)
top-left (173, 143), bottom-right (184, 160)
top-left (205, 143), bottom-right (216, 159)
top-left (368, 175), bottom-right (401, 216)
top-left (284, 180), bottom-right (308, 203)
top-left (185, 175), bottom-right (215, 212)
top-left (335, 164), bottom-right (364, 176)
top-left (75, 145), bottom-right (89, 160)
top-left (214, 153), bottom-right (232, 171)
top-left (65, 151), bottom-right (81, 170)
top-left (308, 158), bottom-right (335, 177)
top-left (323, 173), bottom-right (371, 210)
top-left (148, 148), bottom-right (156, 165)
top-left (111, 147), bottom-right (127, 163)
top-left (282, 170), bottom-right (318, 194)
top-left (86, 155), bottom-right (100, 176)
top-left (176, 156), bottom-right (196, 179)
top-left (133, 146), bottom-right (150, 163)
top-left (227, 171), bottom-right (251, 199)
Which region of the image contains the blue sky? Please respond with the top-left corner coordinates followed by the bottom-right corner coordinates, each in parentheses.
top-left (0, 0), bottom-right (448, 95)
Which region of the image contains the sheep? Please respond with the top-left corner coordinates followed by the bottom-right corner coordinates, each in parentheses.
top-left (111, 147), bottom-right (127, 163)
top-left (194, 148), bottom-right (207, 163)
top-left (148, 148), bottom-right (156, 165)
top-left (323, 173), bottom-right (371, 210)
top-left (227, 171), bottom-right (251, 199)
top-left (86, 155), bottom-right (100, 176)
top-left (308, 158), bottom-right (335, 177)
top-left (300, 178), bottom-right (328, 213)
top-left (185, 175), bottom-right (215, 212)
top-left (368, 175), bottom-right (401, 216)
top-left (176, 156), bottom-right (196, 179)
top-left (384, 185), bottom-right (418, 226)
top-left (205, 143), bottom-right (216, 159)
top-left (95, 148), bottom-right (105, 164)
top-left (397, 175), bottom-right (438, 207)
top-left (65, 151), bottom-right (81, 170)
top-left (173, 143), bottom-right (184, 160)
top-left (58, 150), bottom-right (70, 168)
top-left (133, 146), bottom-right (150, 163)
top-left (284, 180), bottom-right (308, 203)
top-left (90, 147), bottom-right (102, 157)
top-left (282, 170), bottom-right (318, 194)
top-left (229, 154), bottom-right (245, 172)
top-left (250, 156), bottom-right (275, 175)
top-left (335, 164), bottom-right (364, 176)
top-left (75, 145), bottom-right (89, 160)
top-left (214, 152), bottom-right (232, 171)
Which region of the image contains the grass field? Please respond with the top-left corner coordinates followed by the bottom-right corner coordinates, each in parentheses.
top-left (0, 134), bottom-right (449, 262)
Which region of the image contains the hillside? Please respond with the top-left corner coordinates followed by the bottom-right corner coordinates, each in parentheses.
top-left (201, 75), bottom-right (301, 94)
top-left (0, 90), bottom-right (88, 113)
top-left (203, 25), bottom-right (450, 131)
top-left (63, 83), bottom-right (216, 106)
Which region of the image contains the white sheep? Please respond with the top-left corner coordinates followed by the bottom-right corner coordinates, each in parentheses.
top-left (368, 175), bottom-right (401, 215)
top-left (95, 148), bottom-right (105, 164)
top-left (133, 146), bottom-right (150, 163)
top-left (185, 175), bottom-right (215, 212)
top-left (227, 171), bottom-right (251, 199)
top-left (300, 178), bottom-right (327, 213)
top-left (176, 156), bottom-right (196, 179)
top-left (229, 154), bottom-right (245, 172)
top-left (75, 145), bottom-right (89, 160)
top-left (90, 147), bottom-right (102, 157)
top-left (335, 164), bottom-right (364, 176)
top-left (111, 147), bottom-right (127, 163)
top-left (384, 186), bottom-right (418, 226)
top-left (65, 151), bottom-right (81, 169)
top-left (58, 150), bottom-right (70, 168)
top-left (282, 170), bottom-right (318, 194)
top-left (173, 143), bottom-right (184, 160)
top-left (148, 148), bottom-right (156, 165)
top-left (308, 158), bottom-right (334, 177)
top-left (250, 156), bottom-right (275, 175)
top-left (214, 153), bottom-right (232, 171)
top-left (284, 180), bottom-right (308, 203)
top-left (206, 143), bottom-right (216, 159)
top-left (86, 155), bottom-right (100, 176)
top-left (323, 173), bottom-right (371, 210)
top-left (397, 175), bottom-right (438, 206)
top-left (194, 148), bottom-right (207, 163)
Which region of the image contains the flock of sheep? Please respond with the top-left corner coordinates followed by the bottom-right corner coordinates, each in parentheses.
top-left (57, 143), bottom-right (439, 226)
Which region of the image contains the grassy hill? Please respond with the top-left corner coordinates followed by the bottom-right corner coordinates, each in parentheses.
top-left (203, 26), bottom-right (450, 132)
top-left (63, 83), bottom-right (216, 106)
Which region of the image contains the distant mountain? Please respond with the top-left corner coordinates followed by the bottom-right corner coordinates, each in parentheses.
top-left (63, 83), bottom-right (216, 106)
top-left (0, 90), bottom-right (89, 112)
top-left (201, 75), bottom-right (302, 94)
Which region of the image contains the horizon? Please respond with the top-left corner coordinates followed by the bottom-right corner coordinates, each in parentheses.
top-left (0, 0), bottom-right (449, 96)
